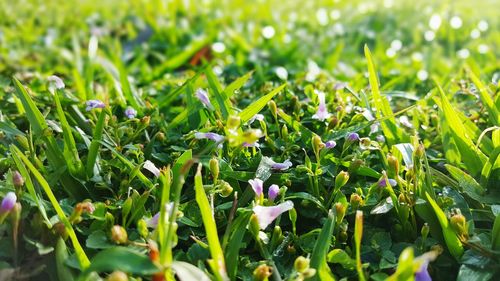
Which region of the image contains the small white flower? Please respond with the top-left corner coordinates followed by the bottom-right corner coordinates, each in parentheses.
top-left (424, 31), bottom-right (435, 42)
top-left (312, 90), bottom-right (331, 121)
top-left (143, 160), bottom-right (160, 177)
top-left (48, 75), bottom-right (65, 90)
top-left (429, 14), bottom-right (442, 30)
top-left (275, 67), bottom-right (288, 80)
top-left (253, 201), bottom-right (294, 229)
top-left (248, 114), bottom-right (264, 125)
top-left (212, 42), bottom-right (226, 53)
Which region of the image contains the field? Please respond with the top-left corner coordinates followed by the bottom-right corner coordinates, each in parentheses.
top-left (0, 0), bottom-right (499, 280)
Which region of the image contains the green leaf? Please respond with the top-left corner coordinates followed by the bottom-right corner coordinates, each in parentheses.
top-left (171, 261), bottom-right (210, 281)
top-left (492, 214), bottom-right (500, 251)
top-left (310, 210), bottom-right (336, 281)
top-left (83, 247), bottom-right (159, 275)
top-left (277, 107), bottom-right (314, 145)
top-left (285, 192), bottom-right (328, 214)
top-left (194, 164), bottom-right (228, 281)
top-left (56, 238), bottom-right (75, 281)
top-left (239, 84), bottom-right (286, 123)
top-left (86, 110), bottom-right (106, 178)
top-left (326, 249), bottom-right (355, 270)
top-left (86, 231), bottom-right (113, 249)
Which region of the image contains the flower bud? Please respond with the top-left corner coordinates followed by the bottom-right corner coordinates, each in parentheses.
top-left (302, 268), bottom-right (317, 278)
top-left (209, 158), bottom-right (219, 182)
top-left (348, 159), bottom-right (364, 175)
top-left (350, 193), bottom-right (362, 209)
top-left (387, 154), bottom-right (399, 176)
top-left (312, 135), bottom-right (325, 157)
top-left (1, 192), bottom-right (17, 213)
top-left (54, 222), bottom-right (68, 240)
top-left (268, 100), bottom-right (277, 119)
top-left (294, 256), bottom-right (310, 273)
top-left (287, 245), bottom-right (296, 254)
top-left (335, 203), bottom-right (346, 224)
top-left (253, 264), bottom-right (272, 281)
top-left (140, 116), bottom-right (150, 126)
top-left (268, 184), bottom-right (280, 201)
top-left (219, 181), bottom-right (233, 197)
top-left (249, 214), bottom-right (261, 238)
top-left (415, 143), bottom-right (425, 159)
top-left (227, 115), bottom-right (241, 130)
top-left (12, 171), bottom-right (24, 188)
top-left (137, 219), bottom-right (149, 239)
top-left (110, 225), bottom-right (128, 244)
top-left (335, 171), bottom-right (349, 191)
top-left (450, 213), bottom-right (468, 238)
top-left (281, 124), bottom-right (288, 139)
top-left (328, 116), bottom-right (339, 130)
top-left (106, 271), bottom-right (128, 281)
top-left (347, 132), bottom-right (359, 142)
top-left (421, 223), bottom-right (429, 239)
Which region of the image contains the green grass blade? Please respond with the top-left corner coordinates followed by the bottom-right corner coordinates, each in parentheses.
top-left (10, 145), bottom-right (90, 269)
top-left (12, 78), bottom-right (48, 135)
top-left (86, 110), bottom-right (106, 178)
top-left (310, 209), bottom-right (336, 281)
top-left (194, 164), bottom-right (228, 281)
top-left (225, 211), bottom-right (251, 279)
top-left (364, 45), bottom-right (408, 145)
top-left (53, 91), bottom-right (84, 177)
top-left (206, 67), bottom-right (232, 119)
top-left (223, 71), bottom-right (253, 100)
top-left (425, 192), bottom-right (464, 259)
top-left (239, 84), bottom-right (286, 123)
top-left (11, 148), bottom-right (51, 226)
top-left (467, 68), bottom-right (499, 126)
top-left (435, 83), bottom-right (487, 175)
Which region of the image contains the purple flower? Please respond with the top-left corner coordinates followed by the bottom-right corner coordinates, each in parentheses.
top-left (194, 132), bottom-right (225, 148)
top-left (146, 202), bottom-right (174, 229)
top-left (271, 159), bottom-right (293, 171)
top-left (378, 178), bottom-right (397, 187)
top-left (376, 135), bottom-right (386, 143)
top-left (249, 178), bottom-right (264, 196)
top-left (325, 140), bottom-right (337, 149)
top-left (415, 262), bottom-right (432, 281)
top-left (248, 114), bottom-right (264, 124)
top-left (85, 100), bottom-right (105, 111)
top-left (143, 160), bottom-right (160, 177)
top-left (268, 184), bottom-right (280, 201)
top-left (253, 201), bottom-right (294, 229)
top-left (243, 141), bottom-right (260, 148)
top-left (347, 132), bottom-right (359, 142)
top-left (124, 107), bottom-right (137, 119)
top-left (312, 90), bottom-right (331, 121)
top-left (48, 75), bottom-right (65, 90)
top-left (1, 192), bottom-right (16, 212)
top-left (195, 88), bottom-right (214, 110)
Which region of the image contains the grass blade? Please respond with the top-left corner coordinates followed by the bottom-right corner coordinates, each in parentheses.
top-left (364, 45), bottom-right (408, 145)
top-left (194, 164), bottom-right (229, 281)
top-left (10, 145), bottom-right (90, 269)
top-left (86, 110), bottom-right (106, 178)
top-left (310, 209), bottom-right (336, 281)
top-left (239, 84), bottom-right (286, 123)
top-left (467, 68), bottom-right (499, 126)
top-left (425, 192), bottom-right (464, 259)
top-left (434, 83), bottom-right (487, 175)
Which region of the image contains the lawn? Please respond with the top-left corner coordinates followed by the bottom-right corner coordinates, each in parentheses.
top-left (0, 0), bottom-right (499, 280)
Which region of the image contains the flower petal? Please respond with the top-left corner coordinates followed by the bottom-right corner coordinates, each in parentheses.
top-left (253, 201), bottom-right (294, 229)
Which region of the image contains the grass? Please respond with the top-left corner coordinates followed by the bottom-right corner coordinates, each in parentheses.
top-left (0, 0), bottom-right (499, 280)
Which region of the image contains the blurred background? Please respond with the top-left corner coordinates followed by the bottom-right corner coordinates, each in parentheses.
top-left (0, 0), bottom-right (498, 98)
